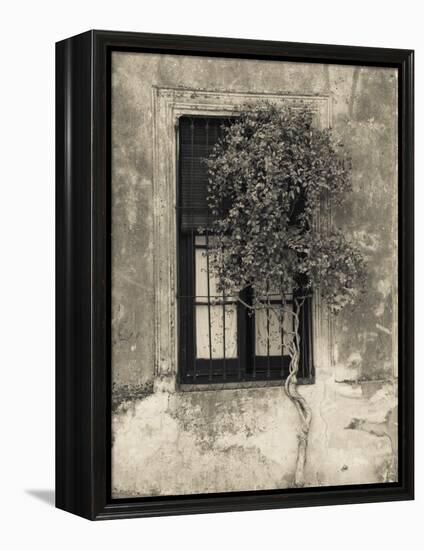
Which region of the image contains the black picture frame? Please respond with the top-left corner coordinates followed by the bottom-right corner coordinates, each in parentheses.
top-left (56, 30), bottom-right (414, 520)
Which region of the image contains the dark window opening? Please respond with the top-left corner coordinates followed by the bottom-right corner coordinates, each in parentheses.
top-left (177, 115), bottom-right (314, 384)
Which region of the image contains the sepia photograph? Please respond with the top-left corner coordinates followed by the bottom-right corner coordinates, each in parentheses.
top-left (110, 51), bottom-right (399, 497)
top-left (1, 0), bottom-right (420, 543)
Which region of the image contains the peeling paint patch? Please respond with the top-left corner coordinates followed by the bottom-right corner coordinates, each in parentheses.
top-left (377, 278), bottom-right (392, 299)
top-left (112, 381), bottom-right (154, 413)
top-left (344, 401), bottom-right (398, 483)
top-left (376, 323), bottom-right (391, 335)
top-left (353, 229), bottom-right (380, 253)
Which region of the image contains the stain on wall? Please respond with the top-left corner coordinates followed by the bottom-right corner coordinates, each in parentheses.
top-left (111, 53), bottom-right (398, 497)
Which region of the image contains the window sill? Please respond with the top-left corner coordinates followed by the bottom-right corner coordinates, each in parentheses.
top-left (178, 376), bottom-right (315, 392)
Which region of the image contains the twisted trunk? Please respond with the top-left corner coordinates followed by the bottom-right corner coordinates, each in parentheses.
top-left (284, 298), bottom-right (312, 487)
top-left (237, 294), bottom-right (313, 487)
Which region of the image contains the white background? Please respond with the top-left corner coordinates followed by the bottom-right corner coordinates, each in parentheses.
top-left (0, 0), bottom-right (421, 548)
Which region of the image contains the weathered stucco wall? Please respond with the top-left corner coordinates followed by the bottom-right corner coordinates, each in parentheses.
top-left (111, 52), bottom-right (398, 497)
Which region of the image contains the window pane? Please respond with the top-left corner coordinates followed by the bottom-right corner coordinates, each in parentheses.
top-left (196, 305), bottom-right (237, 358)
top-left (195, 248), bottom-right (220, 302)
top-left (255, 289), bottom-right (294, 301)
top-left (195, 246), bottom-right (235, 303)
top-left (194, 235), bottom-right (206, 246)
top-left (255, 304), bottom-right (294, 356)
top-left (256, 285), bottom-right (282, 301)
top-left (194, 235), bottom-right (219, 247)
top-left (282, 303), bottom-right (295, 350)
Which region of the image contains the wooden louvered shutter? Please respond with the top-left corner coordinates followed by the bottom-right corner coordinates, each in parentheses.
top-left (178, 116), bottom-right (231, 232)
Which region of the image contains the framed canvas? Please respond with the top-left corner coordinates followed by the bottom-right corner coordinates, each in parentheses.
top-left (55, 30), bottom-right (414, 520)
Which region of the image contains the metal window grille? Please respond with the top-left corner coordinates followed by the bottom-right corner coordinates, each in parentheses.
top-left (177, 116), bottom-right (314, 384)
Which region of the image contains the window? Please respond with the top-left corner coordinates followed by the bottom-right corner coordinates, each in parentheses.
top-left (177, 116), bottom-right (314, 384)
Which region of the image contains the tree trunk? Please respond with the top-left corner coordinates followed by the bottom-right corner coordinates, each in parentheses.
top-left (238, 294), bottom-right (313, 487)
top-left (285, 299), bottom-right (313, 488)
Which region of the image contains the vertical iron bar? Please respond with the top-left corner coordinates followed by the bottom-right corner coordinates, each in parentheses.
top-left (237, 300), bottom-right (241, 380)
top-left (299, 298), bottom-right (304, 380)
top-left (206, 230), bottom-right (213, 380)
top-left (238, 337), bottom-right (241, 379)
top-left (204, 121), bottom-right (214, 381)
top-left (309, 297), bottom-right (314, 380)
top-left (301, 299), bottom-right (306, 379)
top-left (266, 287), bottom-right (270, 378)
top-left (222, 273), bottom-right (227, 380)
top-left (280, 296), bottom-right (285, 377)
top-left (252, 290), bottom-right (257, 380)
top-left (190, 118), bottom-right (196, 380)
top-left (218, 121), bottom-right (227, 380)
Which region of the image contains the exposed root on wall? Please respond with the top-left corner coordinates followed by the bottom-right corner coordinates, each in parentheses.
top-left (285, 372), bottom-right (312, 487)
top-left (112, 381), bottom-right (154, 413)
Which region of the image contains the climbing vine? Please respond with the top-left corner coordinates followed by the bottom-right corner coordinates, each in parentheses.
top-left (203, 102), bottom-right (366, 487)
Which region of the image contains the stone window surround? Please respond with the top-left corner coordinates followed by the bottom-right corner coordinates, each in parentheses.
top-left (151, 86), bottom-right (333, 392)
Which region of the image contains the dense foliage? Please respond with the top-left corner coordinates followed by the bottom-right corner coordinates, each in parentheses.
top-left (204, 103), bottom-right (366, 313)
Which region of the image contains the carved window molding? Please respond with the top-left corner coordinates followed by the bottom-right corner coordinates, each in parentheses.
top-left (151, 86), bottom-right (332, 391)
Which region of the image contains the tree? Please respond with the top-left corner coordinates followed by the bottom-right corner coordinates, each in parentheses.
top-left (203, 103), bottom-right (366, 487)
